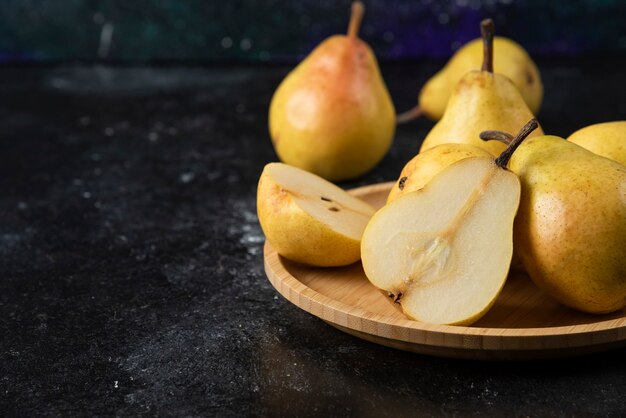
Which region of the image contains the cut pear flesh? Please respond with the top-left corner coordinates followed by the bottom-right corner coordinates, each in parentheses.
top-left (265, 163), bottom-right (375, 239)
top-left (361, 157), bottom-right (520, 325)
top-left (257, 163), bottom-right (376, 266)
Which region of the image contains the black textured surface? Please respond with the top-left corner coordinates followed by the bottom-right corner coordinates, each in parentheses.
top-left (1, 61), bottom-right (626, 416)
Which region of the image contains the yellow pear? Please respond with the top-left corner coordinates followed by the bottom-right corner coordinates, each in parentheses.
top-left (419, 19), bottom-right (543, 156)
top-left (567, 121), bottom-right (626, 166)
top-left (397, 25), bottom-right (542, 122)
top-left (268, 2), bottom-right (395, 181)
top-left (360, 122), bottom-right (538, 325)
top-left (481, 121), bottom-right (626, 314)
top-left (257, 163), bottom-right (375, 267)
top-left (387, 143), bottom-right (491, 203)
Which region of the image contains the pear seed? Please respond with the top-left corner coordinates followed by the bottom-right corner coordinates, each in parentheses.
top-left (399, 177), bottom-right (407, 190)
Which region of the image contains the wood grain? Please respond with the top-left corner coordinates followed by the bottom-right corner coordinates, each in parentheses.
top-left (263, 182), bottom-right (626, 360)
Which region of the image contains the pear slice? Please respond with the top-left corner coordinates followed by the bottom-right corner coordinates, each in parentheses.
top-left (361, 121), bottom-right (537, 325)
top-left (257, 162), bottom-right (375, 267)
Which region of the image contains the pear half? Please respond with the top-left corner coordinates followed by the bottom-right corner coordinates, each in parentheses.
top-left (257, 163), bottom-right (375, 267)
top-left (361, 157), bottom-right (520, 325)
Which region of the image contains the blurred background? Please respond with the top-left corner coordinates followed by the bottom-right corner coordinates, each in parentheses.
top-left (1, 0), bottom-right (625, 63)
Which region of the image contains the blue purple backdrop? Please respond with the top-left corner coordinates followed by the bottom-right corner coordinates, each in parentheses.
top-left (0, 0), bottom-right (625, 63)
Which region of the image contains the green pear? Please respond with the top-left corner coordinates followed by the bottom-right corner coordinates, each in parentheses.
top-left (268, 2), bottom-right (395, 181)
top-left (481, 121), bottom-right (626, 314)
top-left (568, 121), bottom-right (626, 166)
top-left (419, 19), bottom-right (543, 157)
top-left (397, 24), bottom-right (542, 122)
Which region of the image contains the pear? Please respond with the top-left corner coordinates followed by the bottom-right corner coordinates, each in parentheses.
top-left (481, 123), bottom-right (626, 314)
top-left (387, 143), bottom-right (492, 204)
top-left (257, 163), bottom-right (375, 267)
top-left (567, 121), bottom-right (626, 166)
top-left (360, 122), bottom-right (536, 325)
top-left (397, 23), bottom-right (542, 123)
top-left (418, 19), bottom-right (543, 156)
top-left (268, 2), bottom-right (395, 181)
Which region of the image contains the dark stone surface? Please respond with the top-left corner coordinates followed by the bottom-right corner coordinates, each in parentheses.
top-left (1, 61), bottom-right (626, 416)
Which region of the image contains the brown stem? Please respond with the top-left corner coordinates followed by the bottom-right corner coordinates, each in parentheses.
top-left (479, 130), bottom-right (514, 145)
top-left (347, 1), bottom-right (365, 39)
top-left (485, 119), bottom-right (539, 169)
top-left (396, 105), bottom-right (423, 124)
top-left (480, 19), bottom-right (494, 73)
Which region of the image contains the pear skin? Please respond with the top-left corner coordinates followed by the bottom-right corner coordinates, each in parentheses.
top-left (484, 131), bottom-right (626, 314)
top-left (387, 143), bottom-right (492, 203)
top-left (417, 37), bottom-right (543, 121)
top-left (567, 121), bottom-right (626, 166)
top-left (269, 2), bottom-right (395, 181)
top-left (420, 71), bottom-right (544, 156)
top-left (419, 20), bottom-right (543, 156)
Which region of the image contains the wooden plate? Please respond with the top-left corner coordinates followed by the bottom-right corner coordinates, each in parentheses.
top-left (263, 182), bottom-right (626, 360)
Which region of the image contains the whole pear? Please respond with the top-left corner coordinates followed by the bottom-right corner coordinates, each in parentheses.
top-left (482, 124), bottom-right (626, 314)
top-left (397, 30), bottom-right (542, 122)
top-left (387, 143), bottom-right (491, 203)
top-left (419, 19), bottom-right (543, 156)
top-left (268, 2), bottom-right (395, 181)
top-left (568, 121), bottom-right (626, 166)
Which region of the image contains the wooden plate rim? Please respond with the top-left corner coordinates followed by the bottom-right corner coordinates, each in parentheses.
top-left (263, 181), bottom-right (626, 351)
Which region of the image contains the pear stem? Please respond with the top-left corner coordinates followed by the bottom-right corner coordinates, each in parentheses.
top-left (347, 1), bottom-right (365, 39)
top-left (491, 119), bottom-right (539, 169)
top-left (396, 105), bottom-right (424, 124)
top-left (480, 18), bottom-right (494, 73)
top-left (479, 130), bottom-right (514, 145)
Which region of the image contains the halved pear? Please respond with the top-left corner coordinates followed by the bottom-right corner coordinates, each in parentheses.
top-left (257, 162), bottom-right (375, 267)
top-left (361, 157), bottom-right (521, 325)
top-left (362, 120), bottom-right (539, 325)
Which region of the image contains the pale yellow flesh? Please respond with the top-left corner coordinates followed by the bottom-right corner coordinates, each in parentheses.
top-left (419, 36), bottom-right (543, 120)
top-left (361, 158), bottom-right (520, 325)
top-left (419, 71), bottom-right (544, 157)
top-left (257, 163), bottom-right (375, 267)
top-left (567, 121), bottom-right (626, 166)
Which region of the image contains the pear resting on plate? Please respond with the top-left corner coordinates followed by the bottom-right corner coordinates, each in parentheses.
top-left (481, 124), bottom-right (626, 314)
top-left (361, 121), bottom-right (538, 325)
top-left (257, 162), bottom-right (375, 267)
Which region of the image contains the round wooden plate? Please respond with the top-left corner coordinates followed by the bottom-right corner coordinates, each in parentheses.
top-left (263, 182), bottom-right (626, 360)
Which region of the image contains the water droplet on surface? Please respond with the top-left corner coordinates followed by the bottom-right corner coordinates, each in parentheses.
top-left (240, 38), bottom-right (252, 51)
top-left (221, 37), bottom-right (233, 48)
top-left (179, 172), bottom-right (195, 184)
